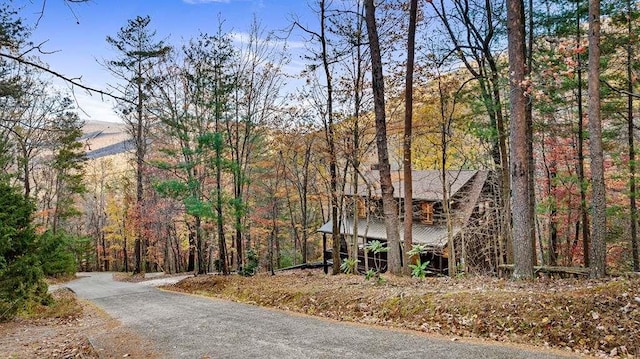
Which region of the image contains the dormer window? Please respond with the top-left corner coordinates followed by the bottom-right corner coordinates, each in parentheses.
top-left (421, 202), bottom-right (434, 224)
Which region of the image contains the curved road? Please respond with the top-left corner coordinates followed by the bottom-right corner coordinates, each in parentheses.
top-left (64, 273), bottom-right (578, 358)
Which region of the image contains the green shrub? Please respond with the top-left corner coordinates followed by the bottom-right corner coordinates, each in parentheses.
top-left (341, 258), bottom-right (359, 274)
top-left (37, 231), bottom-right (77, 277)
top-left (407, 244), bottom-right (431, 279)
top-left (0, 182), bottom-right (49, 321)
top-left (0, 254), bottom-right (50, 321)
top-left (242, 248), bottom-right (259, 276)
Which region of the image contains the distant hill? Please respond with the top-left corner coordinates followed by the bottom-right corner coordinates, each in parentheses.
top-left (81, 121), bottom-right (130, 159)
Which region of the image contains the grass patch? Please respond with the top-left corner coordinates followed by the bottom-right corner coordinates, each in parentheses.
top-left (19, 288), bottom-right (82, 321)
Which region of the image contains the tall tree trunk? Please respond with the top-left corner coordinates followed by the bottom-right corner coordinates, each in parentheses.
top-left (234, 179), bottom-right (243, 272)
top-left (575, 0), bottom-right (590, 267)
top-left (364, 0), bottom-right (402, 275)
top-left (101, 232), bottom-right (109, 271)
top-left (301, 141), bottom-right (312, 264)
top-left (627, 0), bottom-right (640, 272)
top-left (403, 0), bottom-right (418, 274)
top-left (548, 162), bottom-right (559, 266)
top-left (435, 74), bottom-right (455, 276)
top-left (507, 0), bottom-right (534, 279)
top-left (215, 143), bottom-right (228, 275)
top-left (587, 0), bottom-right (607, 278)
top-left (349, 1), bottom-right (366, 268)
top-left (316, 0), bottom-right (341, 275)
top-left (134, 60), bottom-right (144, 274)
top-left (123, 232), bottom-right (129, 272)
top-left (526, 0), bottom-right (537, 265)
top-left (187, 227), bottom-right (195, 272)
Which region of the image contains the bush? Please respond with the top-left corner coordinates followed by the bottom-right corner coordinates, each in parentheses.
top-left (241, 248), bottom-right (259, 276)
top-left (37, 231), bottom-right (77, 277)
top-left (0, 182), bottom-right (49, 321)
top-left (0, 254), bottom-right (50, 321)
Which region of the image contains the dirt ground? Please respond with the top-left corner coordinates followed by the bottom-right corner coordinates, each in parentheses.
top-left (0, 288), bottom-right (158, 359)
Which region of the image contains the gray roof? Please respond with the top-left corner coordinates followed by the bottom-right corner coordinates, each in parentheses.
top-left (85, 139), bottom-right (133, 159)
top-left (347, 170), bottom-right (478, 201)
top-left (317, 217), bottom-right (459, 249)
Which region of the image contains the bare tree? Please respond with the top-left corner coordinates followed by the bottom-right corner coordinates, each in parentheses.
top-left (227, 18), bottom-right (288, 272)
top-left (292, 0), bottom-right (342, 274)
top-left (428, 0), bottom-right (511, 262)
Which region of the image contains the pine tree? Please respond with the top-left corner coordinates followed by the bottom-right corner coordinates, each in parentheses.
top-left (106, 15), bottom-right (170, 274)
top-left (50, 111), bottom-right (86, 234)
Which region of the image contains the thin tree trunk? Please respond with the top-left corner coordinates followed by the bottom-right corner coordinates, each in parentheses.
top-left (548, 160), bottom-right (559, 266)
top-left (403, 0), bottom-right (418, 274)
top-left (350, 1), bottom-right (366, 269)
top-left (123, 232), bottom-right (129, 272)
top-left (317, 0), bottom-right (341, 275)
top-left (526, 0), bottom-right (537, 265)
top-left (301, 141), bottom-right (312, 263)
top-left (216, 146), bottom-right (228, 275)
top-left (627, 0), bottom-right (640, 272)
top-left (576, 0), bottom-right (590, 268)
top-left (134, 59), bottom-right (144, 274)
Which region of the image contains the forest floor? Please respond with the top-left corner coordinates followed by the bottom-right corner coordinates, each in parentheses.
top-left (165, 269), bottom-right (640, 358)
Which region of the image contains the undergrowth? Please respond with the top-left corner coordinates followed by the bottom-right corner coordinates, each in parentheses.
top-left (19, 288), bottom-right (82, 321)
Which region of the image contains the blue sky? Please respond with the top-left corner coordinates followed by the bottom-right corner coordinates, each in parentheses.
top-left (18, 0), bottom-right (313, 122)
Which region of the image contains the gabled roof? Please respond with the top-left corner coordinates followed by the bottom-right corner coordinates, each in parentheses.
top-left (346, 170), bottom-right (479, 201)
top-left (319, 170), bottom-right (490, 248)
top-left (318, 217), bottom-right (459, 249)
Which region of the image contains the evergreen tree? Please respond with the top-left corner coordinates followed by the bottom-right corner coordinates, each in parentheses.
top-left (106, 15), bottom-right (170, 274)
top-left (0, 181), bottom-right (48, 321)
top-left (53, 111), bottom-right (86, 227)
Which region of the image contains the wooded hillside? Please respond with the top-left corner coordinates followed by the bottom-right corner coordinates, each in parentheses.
top-left (1, 0), bottom-right (639, 285)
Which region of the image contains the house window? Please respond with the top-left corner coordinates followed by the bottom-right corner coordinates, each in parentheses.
top-left (421, 202), bottom-right (434, 224)
top-left (356, 197), bottom-right (366, 218)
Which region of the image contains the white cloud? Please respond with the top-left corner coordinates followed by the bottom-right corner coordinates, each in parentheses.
top-left (229, 31), bottom-right (306, 51)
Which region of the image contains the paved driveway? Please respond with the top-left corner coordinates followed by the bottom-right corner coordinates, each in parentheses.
top-left (64, 272), bottom-right (578, 358)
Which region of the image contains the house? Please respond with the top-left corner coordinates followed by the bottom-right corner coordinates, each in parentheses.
top-left (318, 169), bottom-right (497, 274)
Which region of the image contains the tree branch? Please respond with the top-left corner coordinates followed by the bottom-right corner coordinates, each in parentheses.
top-left (0, 52), bottom-right (134, 104)
top-left (603, 79), bottom-right (640, 99)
